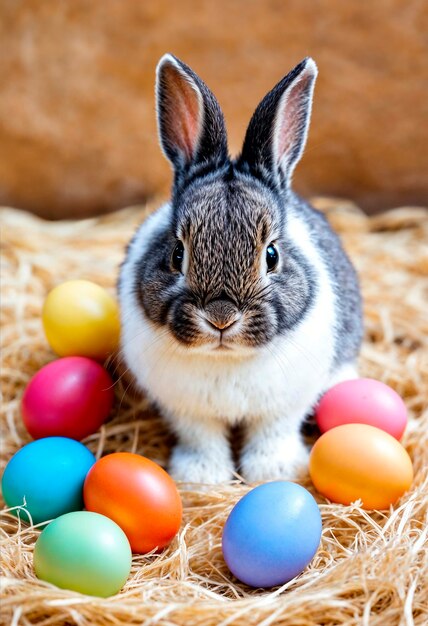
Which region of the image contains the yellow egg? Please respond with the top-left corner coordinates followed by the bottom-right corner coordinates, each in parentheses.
top-left (309, 424), bottom-right (413, 509)
top-left (42, 280), bottom-right (120, 361)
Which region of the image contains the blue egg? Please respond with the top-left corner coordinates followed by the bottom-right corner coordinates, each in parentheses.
top-left (222, 481), bottom-right (322, 587)
top-left (1, 437), bottom-right (95, 525)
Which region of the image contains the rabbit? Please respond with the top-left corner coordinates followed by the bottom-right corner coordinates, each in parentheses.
top-left (118, 54), bottom-right (363, 484)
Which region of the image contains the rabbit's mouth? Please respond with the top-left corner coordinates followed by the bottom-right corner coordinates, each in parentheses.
top-left (193, 307), bottom-right (244, 349)
top-left (188, 332), bottom-right (259, 358)
top-left (214, 344), bottom-right (233, 352)
top-left (215, 331), bottom-right (240, 352)
top-left (166, 298), bottom-right (277, 354)
top-left (169, 329), bottom-right (262, 358)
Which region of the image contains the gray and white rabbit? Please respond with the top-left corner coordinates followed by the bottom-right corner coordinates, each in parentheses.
top-left (118, 54), bottom-right (363, 483)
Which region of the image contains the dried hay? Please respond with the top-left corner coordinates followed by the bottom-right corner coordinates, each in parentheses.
top-left (1, 198), bottom-right (427, 626)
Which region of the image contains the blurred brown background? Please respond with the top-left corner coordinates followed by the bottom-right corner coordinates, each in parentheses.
top-left (0, 0), bottom-right (427, 219)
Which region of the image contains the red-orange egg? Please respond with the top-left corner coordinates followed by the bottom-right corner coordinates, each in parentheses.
top-left (83, 453), bottom-right (182, 553)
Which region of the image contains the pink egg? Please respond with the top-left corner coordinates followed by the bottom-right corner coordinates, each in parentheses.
top-left (315, 378), bottom-right (407, 440)
top-left (22, 357), bottom-right (115, 441)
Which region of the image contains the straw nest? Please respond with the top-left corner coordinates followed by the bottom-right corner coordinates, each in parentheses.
top-left (1, 198), bottom-right (427, 626)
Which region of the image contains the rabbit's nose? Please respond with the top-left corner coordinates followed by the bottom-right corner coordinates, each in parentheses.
top-left (203, 299), bottom-right (240, 332)
top-left (206, 317), bottom-right (238, 331)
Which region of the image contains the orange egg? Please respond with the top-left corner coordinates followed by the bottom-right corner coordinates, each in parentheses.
top-left (309, 424), bottom-right (413, 509)
top-left (83, 453), bottom-right (182, 553)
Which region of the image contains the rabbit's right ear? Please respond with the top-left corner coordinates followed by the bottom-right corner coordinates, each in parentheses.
top-left (156, 54), bottom-right (228, 174)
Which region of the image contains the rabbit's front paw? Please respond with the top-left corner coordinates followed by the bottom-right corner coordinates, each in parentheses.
top-left (169, 445), bottom-right (234, 484)
top-left (240, 436), bottom-right (309, 483)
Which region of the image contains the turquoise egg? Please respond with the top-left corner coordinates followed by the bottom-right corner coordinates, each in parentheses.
top-left (34, 511), bottom-right (132, 597)
top-left (1, 437), bottom-right (95, 524)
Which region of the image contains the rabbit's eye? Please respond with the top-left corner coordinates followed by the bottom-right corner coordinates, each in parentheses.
top-left (266, 243), bottom-right (279, 272)
top-left (172, 240), bottom-right (184, 272)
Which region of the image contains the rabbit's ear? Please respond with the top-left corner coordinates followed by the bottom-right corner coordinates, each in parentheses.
top-left (156, 54), bottom-right (228, 172)
top-left (238, 58), bottom-right (318, 188)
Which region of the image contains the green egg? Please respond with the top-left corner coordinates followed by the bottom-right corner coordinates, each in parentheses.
top-left (34, 511), bottom-right (132, 597)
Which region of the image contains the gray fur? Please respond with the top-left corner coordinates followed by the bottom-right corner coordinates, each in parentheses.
top-left (290, 194), bottom-right (363, 364)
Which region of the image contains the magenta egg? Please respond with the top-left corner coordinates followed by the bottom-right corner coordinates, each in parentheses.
top-left (22, 357), bottom-right (115, 441)
top-left (315, 378), bottom-right (407, 440)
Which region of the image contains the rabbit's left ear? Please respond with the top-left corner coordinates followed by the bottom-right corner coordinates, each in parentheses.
top-left (238, 58), bottom-right (318, 188)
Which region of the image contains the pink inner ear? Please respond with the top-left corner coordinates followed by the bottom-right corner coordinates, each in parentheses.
top-left (164, 65), bottom-right (202, 161)
top-left (276, 76), bottom-right (308, 165)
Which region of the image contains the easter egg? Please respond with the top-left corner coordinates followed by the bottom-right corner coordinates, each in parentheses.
top-left (309, 423), bottom-right (413, 509)
top-left (34, 511), bottom-right (132, 597)
top-left (83, 453), bottom-right (182, 553)
top-left (42, 279), bottom-right (120, 360)
top-left (21, 357), bottom-right (114, 441)
top-left (315, 378), bottom-right (407, 440)
top-left (1, 437), bottom-right (95, 525)
top-left (222, 482), bottom-right (322, 588)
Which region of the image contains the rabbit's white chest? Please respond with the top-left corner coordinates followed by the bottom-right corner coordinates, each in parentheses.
top-left (121, 301), bottom-right (335, 425)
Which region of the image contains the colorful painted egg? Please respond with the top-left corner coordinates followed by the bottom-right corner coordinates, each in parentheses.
top-left (309, 423), bottom-right (413, 509)
top-left (42, 280), bottom-right (120, 360)
top-left (1, 437), bottom-right (95, 524)
top-left (34, 511), bottom-right (132, 597)
top-left (315, 378), bottom-right (407, 440)
top-left (222, 481), bottom-right (322, 587)
top-left (83, 453), bottom-right (182, 553)
top-left (21, 356), bottom-right (114, 441)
